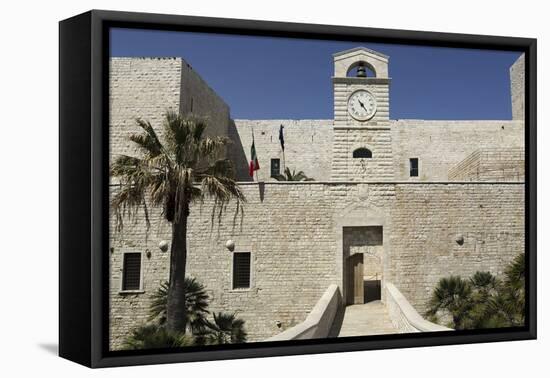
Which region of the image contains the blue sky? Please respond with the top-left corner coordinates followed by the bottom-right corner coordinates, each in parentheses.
top-left (110, 28), bottom-right (522, 120)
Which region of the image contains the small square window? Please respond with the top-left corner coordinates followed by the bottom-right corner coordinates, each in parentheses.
top-left (122, 252), bottom-right (142, 291)
top-left (270, 159), bottom-right (281, 177)
top-left (232, 252), bottom-right (251, 289)
top-left (410, 158), bottom-right (419, 177)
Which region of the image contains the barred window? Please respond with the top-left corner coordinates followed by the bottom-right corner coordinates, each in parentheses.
top-left (122, 252), bottom-right (142, 291)
top-left (232, 252), bottom-right (251, 289)
top-left (410, 158), bottom-right (419, 177)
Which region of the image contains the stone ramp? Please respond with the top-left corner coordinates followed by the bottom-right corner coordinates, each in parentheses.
top-left (336, 301), bottom-right (398, 337)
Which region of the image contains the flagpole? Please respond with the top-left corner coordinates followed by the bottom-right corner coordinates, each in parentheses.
top-left (280, 124), bottom-right (286, 173)
top-left (251, 126), bottom-right (255, 182)
top-left (250, 126), bottom-right (260, 182)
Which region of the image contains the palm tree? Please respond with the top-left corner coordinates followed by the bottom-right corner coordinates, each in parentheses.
top-left (504, 253), bottom-right (525, 293)
top-left (498, 253), bottom-right (525, 326)
top-left (426, 275), bottom-right (473, 329)
top-left (148, 278), bottom-right (210, 333)
top-left (466, 271), bottom-right (500, 328)
top-left (196, 312), bottom-right (247, 345)
top-left (124, 324), bottom-right (195, 350)
top-left (111, 111), bottom-right (246, 334)
top-left (273, 167), bottom-right (314, 181)
top-left (426, 255), bottom-right (526, 330)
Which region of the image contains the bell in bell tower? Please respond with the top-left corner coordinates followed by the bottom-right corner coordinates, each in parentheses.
top-left (355, 63), bottom-right (367, 77)
top-left (331, 47), bottom-right (393, 181)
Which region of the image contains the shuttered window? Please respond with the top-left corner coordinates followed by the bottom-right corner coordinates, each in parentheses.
top-left (232, 252), bottom-right (251, 289)
top-left (122, 253), bottom-right (142, 291)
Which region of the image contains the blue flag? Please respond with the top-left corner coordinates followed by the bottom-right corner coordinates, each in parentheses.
top-left (279, 124), bottom-right (285, 151)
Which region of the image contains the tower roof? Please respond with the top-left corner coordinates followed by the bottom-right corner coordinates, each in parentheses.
top-left (333, 46), bottom-right (389, 61)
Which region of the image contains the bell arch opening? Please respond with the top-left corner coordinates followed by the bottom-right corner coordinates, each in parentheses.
top-left (346, 61), bottom-right (376, 78)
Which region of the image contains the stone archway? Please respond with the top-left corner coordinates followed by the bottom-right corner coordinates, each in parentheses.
top-left (333, 201), bottom-right (390, 305)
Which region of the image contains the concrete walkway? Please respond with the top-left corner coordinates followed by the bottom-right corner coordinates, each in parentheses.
top-left (336, 301), bottom-right (398, 337)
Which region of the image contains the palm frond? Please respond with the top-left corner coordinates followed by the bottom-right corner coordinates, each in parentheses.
top-left (147, 278), bottom-right (210, 332)
top-left (123, 324), bottom-right (195, 350)
top-left (199, 136), bottom-right (229, 159)
top-left (132, 118), bottom-right (164, 158)
top-left (272, 167), bottom-right (314, 181)
top-left (200, 175), bottom-right (246, 205)
top-left (197, 312), bottom-right (247, 345)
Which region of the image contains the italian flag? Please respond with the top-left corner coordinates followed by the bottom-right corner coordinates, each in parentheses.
top-left (249, 138), bottom-right (260, 177)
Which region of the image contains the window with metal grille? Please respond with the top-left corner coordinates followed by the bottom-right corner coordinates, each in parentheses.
top-left (232, 252), bottom-right (251, 289)
top-left (410, 158), bottom-right (419, 177)
top-left (353, 148), bottom-right (372, 158)
top-left (122, 252), bottom-right (142, 291)
top-left (270, 159), bottom-right (280, 177)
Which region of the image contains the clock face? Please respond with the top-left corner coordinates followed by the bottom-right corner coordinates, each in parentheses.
top-left (347, 90), bottom-right (377, 121)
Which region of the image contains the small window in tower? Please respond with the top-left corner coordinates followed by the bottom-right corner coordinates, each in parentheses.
top-left (353, 148), bottom-right (372, 158)
top-left (121, 252), bottom-right (142, 291)
top-left (410, 158), bottom-right (419, 177)
top-left (270, 158), bottom-right (280, 177)
top-left (232, 252), bottom-right (251, 289)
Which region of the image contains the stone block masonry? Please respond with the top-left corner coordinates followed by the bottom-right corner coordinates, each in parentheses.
top-left (110, 58), bottom-right (182, 160)
top-left (448, 148), bottom-right (525, 182)
top-left (108, 49), bottom-right (526, 350)
top-left (109, 181), bottom-right (524, 349)
top-left (232, 119), bottom-right (333, 181)
top-left (229, 119), bottom-right (524, 184)
top-left (110, 57), bottom-right (230, 171)
top-left (511, 54), bottom-right (525, 121)
top-left (391, 120), bottom-right (524, 181)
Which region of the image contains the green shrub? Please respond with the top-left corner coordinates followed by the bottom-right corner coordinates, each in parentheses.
top-left (426, 253), bottom-right (525, 330)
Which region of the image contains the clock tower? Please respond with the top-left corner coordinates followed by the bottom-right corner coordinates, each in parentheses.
top-left (331, 47), bottom-right (393, 181)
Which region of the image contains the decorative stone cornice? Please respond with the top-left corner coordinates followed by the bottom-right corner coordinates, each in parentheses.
top-left (332, 77), bottom-right (391, 85)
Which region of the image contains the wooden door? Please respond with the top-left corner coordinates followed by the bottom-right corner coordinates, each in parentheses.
top-left (347, 253), bottom-right (364, 305)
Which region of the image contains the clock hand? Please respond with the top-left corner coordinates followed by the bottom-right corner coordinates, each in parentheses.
top-left (358, 100), bottom-right (367, 110)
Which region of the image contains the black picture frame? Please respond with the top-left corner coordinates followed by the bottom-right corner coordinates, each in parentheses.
top-left (59, 9), bottom-right (537, 368)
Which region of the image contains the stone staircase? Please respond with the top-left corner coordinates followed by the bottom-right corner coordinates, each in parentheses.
top-left (335, 300), bottom-right (398, 337)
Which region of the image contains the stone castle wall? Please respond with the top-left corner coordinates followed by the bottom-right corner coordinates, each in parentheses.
top-left (109, 182), bottom-right (524, 348)
top-left (179, 61), bottom-right (231, 141)
top-left (511, 54), bottom-right (525, 121)
top-left (108, 53), bottom-right (526, 350)
top-left (448, 148), bottom-right (525, 182)
top-left (227, 119), bottom-right (524, 183)
top-left (110, 57), bottom-right (230, 166)
top-left (388, 183), bottom-right (525, 314)
top-left (109, 57), bottom-right (231, 348)
top-left (110, 58), bottom-right (183, 161)
top-left (231, 119), bottom-right (333, 181)
top-left (391, 120), bottom-right (524, 181)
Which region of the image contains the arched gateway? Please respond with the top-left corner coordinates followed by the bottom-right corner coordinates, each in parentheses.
top-left (334, 201), bottom-right (389, 306)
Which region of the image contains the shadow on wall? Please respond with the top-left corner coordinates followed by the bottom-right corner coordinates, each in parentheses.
top-left (228, 119), bottom-right (253, 182)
